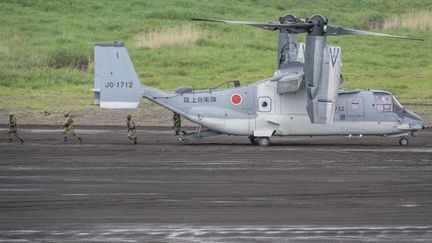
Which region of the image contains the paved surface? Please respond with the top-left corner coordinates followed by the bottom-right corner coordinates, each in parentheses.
top-left (0, 126), bottom-right (431, 242)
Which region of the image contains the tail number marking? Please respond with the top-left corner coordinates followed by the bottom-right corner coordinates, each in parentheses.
top-left (335, 106), bottom-right (345, 112)
top-left (105, 81), bottom-right (133, 88)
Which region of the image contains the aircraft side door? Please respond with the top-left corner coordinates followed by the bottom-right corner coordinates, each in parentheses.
top-left (346, 97), bottom-right (366, 132)
top-left (253, 96), bottom-right (274, 136)
top-left (252, 82), bottom-right (279, 137)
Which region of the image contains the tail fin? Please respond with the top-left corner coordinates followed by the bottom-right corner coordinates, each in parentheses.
top-left (93, 43), bottom-right (143, 109)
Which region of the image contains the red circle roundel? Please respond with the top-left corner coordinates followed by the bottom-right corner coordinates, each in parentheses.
top-left (230, 93), bottom-right (242, 105)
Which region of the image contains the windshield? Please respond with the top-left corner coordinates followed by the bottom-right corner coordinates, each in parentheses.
top-left (392, 95), bottom-right (404, 110)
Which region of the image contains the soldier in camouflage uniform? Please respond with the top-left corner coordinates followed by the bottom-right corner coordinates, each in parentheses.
top-left (63, 113), bottom-right (82, 144)
top-left (7, 113), bottom-right (24, 144)
top-left (126, 115), bottom-right (137, 144)
top-left (172, 112), bottom-right (182, 136)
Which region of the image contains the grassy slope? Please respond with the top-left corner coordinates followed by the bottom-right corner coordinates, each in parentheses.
top-left (0, 0), bottom-right (431, 115)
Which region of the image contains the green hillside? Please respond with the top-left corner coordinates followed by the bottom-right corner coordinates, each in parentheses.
top-left (0, 0), bottom-right (431, 113)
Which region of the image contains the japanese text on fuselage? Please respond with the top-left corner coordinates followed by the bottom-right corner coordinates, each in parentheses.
top-left (184, 96), bottom-right (216, 103)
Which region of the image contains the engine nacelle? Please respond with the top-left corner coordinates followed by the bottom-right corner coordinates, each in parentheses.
top-left (305, 36), bottom-right (341, 124)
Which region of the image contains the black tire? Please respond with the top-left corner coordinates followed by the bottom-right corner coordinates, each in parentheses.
top-left (399, 137), bottom-right (408, 146)
top-left (257, 137), bottom-right (271, 147)
top-left (248, 136), bottom-right (258, 145)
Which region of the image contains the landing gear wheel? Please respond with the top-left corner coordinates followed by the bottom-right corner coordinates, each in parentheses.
top-left (248, 136), bottom-right (258, 145)
top-left (257, 137), bottom-right (271, 147)
top-left (399, 137), bottom-right (409, 146)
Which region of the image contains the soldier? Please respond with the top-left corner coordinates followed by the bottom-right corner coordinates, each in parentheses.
top-left (62, 113), bottom-right (82, 144)
top-left (7, 113), bottom-right (24, 144)
top-left (172, 112), bottom-right (182, 136)
top-left (126, 115), bottom-right (137, 144)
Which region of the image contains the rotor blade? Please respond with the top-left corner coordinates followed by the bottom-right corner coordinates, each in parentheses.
top-left (326, 25), bottom-right (424, 41)
top-left (192, 18), bottom-right (314, 32)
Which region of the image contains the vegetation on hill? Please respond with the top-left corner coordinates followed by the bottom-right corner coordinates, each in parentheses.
top-left (0, 0), bottom-right (431, 113)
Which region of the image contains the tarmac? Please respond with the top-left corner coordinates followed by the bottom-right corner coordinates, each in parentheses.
top-left (0, 126), bottom-right (431, 242)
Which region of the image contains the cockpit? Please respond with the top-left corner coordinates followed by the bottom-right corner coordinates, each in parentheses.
top-left (373, 92), bottom-right (422, 122)
top-left (374, 92), bottom-right (403, 114)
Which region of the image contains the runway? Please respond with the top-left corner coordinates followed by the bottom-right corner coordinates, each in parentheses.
top-left (0, 126), bottom-right (431, 242)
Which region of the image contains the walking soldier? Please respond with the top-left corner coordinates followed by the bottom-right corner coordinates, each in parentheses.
top-left (63, 113), bottom-right (82, 144)
top-left (172, 112), bottom-right (181, 136)
top-left (126, 114), bottom-right (137, 144)
top-left (7, 113), bottom-right (24, 144)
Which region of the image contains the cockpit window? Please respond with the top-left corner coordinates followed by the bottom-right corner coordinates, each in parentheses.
top-left (392, 96), bottom-right (404, 110)
top-left (374, 93), bottom-right (393, 113)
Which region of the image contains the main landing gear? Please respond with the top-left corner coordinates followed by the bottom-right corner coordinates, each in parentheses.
top-left (248, 136), bottom-right (258, 145)
top-left (249, 136), bottom-right (271, 147)
top-left (399, 137), bottom-right (409, 146)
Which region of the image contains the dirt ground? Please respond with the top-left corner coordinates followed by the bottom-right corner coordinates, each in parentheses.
top-left (0, 127), bottom-right (431, 242)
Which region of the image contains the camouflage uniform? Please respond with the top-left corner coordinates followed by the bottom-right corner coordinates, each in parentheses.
top-left (8, 113), bottom-right (24, 144)
top-left (63, 113), bottom-right (82, 144)
top-left (126, 115), bottom-right (137, 144)
top-left (172, 112), bottom-right (181, 136)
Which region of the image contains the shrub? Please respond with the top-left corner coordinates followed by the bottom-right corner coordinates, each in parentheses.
top-left (47, 48), bottom-right (89, 70)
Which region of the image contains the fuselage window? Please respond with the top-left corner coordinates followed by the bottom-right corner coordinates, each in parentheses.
top-left (258, 97), bottom-right (271, 112)
top-left (351, 102), bottom-right (360, 110)
top-left (374, 94), bottom-right (393, 113)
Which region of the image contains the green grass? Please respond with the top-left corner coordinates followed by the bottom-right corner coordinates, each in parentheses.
top-left (0, 86), bottom-right (91, 111)
top-left (0, 0), bottom-right (432, 112)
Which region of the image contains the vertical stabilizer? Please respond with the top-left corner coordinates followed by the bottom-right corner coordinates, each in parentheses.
top-left (94, 43), bottom-right (143, 109)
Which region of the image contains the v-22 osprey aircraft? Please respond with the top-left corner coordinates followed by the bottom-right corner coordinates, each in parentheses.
top-left (93, 13), bottom-right (425, 146)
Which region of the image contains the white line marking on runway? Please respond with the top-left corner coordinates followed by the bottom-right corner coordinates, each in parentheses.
top-left (400, 204), bottom-right (418, 207)
top-left (0, 189), bottom-right (42, 192)
top-left (3, 225), bottom-right (432, 242)
top-left (267, 148), bottom-right (432, 153)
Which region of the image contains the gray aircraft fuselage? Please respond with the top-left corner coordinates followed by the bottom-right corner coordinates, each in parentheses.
top-left (143, 77), bottom-right (424, 139)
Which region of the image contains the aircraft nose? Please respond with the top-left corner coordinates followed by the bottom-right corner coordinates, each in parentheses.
top-left (398, 114), bottom-right (424, 131)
